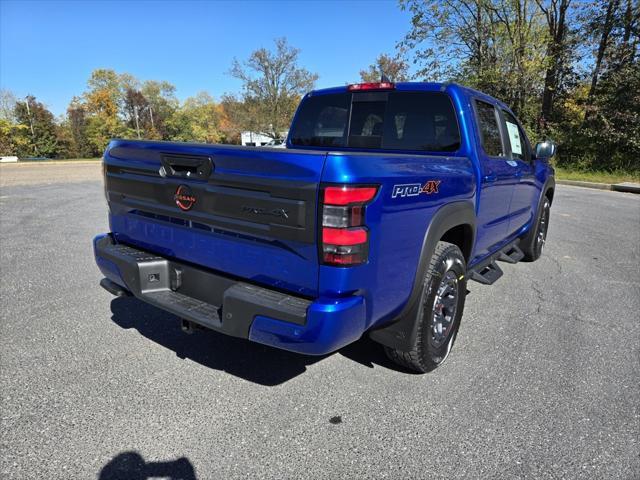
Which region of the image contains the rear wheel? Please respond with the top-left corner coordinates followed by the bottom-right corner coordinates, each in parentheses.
top-left (384, 241), bottom-right (467, 373)
top-left (521, 196), bottom-right (551, 261)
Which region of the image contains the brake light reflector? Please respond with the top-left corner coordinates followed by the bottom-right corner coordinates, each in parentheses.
top-left (347, 82), bottom-right (395, 91)
top-left (321, 185), bottom-right (378, 266)
top-left (323, 227), bottom-right (367, 245)
top-left (324, 186), bottom-right (377, 205)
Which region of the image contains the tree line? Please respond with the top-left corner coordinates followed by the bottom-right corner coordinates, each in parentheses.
top-left (0, 38), bottom-right (315, 159)
top-left (397, 0), bottom-right (638, 171)
top-left (1, 1), bottom-right (638, 172)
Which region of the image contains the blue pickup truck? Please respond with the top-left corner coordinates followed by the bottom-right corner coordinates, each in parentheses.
top-left (94, 81), bottom-right (555, 372)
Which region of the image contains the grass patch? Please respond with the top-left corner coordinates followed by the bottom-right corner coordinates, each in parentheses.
top-left (554, 167), bottom-right (640, 184)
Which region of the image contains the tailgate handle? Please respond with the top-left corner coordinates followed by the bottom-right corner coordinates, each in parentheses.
top-left (160, 154), bottom-right (213, 180)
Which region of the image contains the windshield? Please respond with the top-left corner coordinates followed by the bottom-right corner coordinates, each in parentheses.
top-left (290, 91), bottom-right (461, 152)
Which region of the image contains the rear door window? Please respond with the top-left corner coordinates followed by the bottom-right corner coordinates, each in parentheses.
top-left (290, 91), bottom-right (461, 153)
top-left (383, 92), bottom-right (460, 151)
top-left (475, 100), bottom-right (504, 157)
top-left (289, 94), bottom-right (351, 147)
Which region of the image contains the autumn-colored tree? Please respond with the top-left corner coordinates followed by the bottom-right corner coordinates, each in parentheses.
top-left (123, 88), bottom-right (151, 138)
top-left (65, 97), bottom-right (94, 158)
top-left (359, 54), bottom-right (411, 82)
top-left (82, 69), bottom-right (130, 154)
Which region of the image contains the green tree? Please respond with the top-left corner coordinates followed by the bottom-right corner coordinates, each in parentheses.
top-left (167, 92), bottom-right (226, 144)
top-left (13, 96), bottom-right (58, 157)
top-left (229, 37), bottom-right (318, 138)
top-left (399, 0), bottom-right (503, 85)
top-left (0, 119), bottom-right (29, 156)
top-left (399, 1), bottom-right (560, 127)
top-left (0, 89), bottom-right (23, 156)
top-left (557, 0), bottom-right (640, 171)
top-left (485, 0), bottom-right (549, 120)
top-left (581, 60), bottom-right (640, 171)
top-left (536, 0), bottom-right (574, 129)
top-left (141, 80), bottom-right (179, 139)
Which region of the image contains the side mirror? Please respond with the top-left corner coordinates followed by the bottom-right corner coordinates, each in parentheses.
top-left (534, 140), bottom-right (557, 159)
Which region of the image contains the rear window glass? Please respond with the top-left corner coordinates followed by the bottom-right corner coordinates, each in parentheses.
top-left (475, 100), bottom-right (504, 157)
top-left (290, 91), bottom-right (461, 152)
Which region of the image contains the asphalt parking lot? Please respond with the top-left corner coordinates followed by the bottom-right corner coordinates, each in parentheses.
top-left (1, 162), bottom-right (639, 479)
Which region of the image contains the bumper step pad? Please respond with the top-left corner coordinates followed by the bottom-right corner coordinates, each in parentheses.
top-left (96, 235), bottom-right (311, 338)
top-left (144, 290), bottom-right (222, 330)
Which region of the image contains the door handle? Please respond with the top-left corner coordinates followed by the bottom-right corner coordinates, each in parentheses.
top-left (515, 169), bottom-right (523, 178)
top-left (160, 154), bottom-right (213, 180)
top-left (483, 172), bottom-right (498, 183)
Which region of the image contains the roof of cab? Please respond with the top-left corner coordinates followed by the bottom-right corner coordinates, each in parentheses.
top-left (306, 81), bottom-right (511, 113)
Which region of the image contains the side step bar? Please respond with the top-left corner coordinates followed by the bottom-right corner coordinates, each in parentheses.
top-left (498, 244), bottom-right (524, 264)
top-left (469, 262), bottom-right (503, 285)
top-left (468, 241), bottom-right (523, 286)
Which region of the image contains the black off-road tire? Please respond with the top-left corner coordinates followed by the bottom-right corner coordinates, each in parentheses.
top-left (521, 196), bottom-right (551, 262)
top-left (384, 241), bottom-right (467, 373)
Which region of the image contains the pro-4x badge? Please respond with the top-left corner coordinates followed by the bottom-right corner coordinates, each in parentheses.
top-left (392, 181), bottom-right (441, 198)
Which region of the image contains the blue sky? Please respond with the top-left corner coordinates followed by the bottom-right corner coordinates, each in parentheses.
top-left (0, 0), bottom-right (411, 116)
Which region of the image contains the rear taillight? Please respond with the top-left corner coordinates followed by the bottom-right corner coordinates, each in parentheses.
top-left (321, 185), bottom-right (378, 266)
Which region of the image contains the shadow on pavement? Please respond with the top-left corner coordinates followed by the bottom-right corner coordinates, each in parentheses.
top-left (99, 451), bottom-right (196, 480)
top-left (338, 335), bottom-right (418, 374)
top-left (110, 297), bottom-right (325, 386)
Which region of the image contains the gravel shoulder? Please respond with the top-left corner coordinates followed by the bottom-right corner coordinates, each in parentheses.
top-left (0, 162), bottom-right (102, 188)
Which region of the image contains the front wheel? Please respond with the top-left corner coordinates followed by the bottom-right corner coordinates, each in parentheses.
top-left (384, 241), bottom-right (467, 373)
top-left (521, 196), bottom-right (551, 262)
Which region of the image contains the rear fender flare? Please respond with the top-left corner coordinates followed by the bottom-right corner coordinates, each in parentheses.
top-left (522, 175), bottom-right (556, 238)
top-left (541, 176), bottom-right (555, 207)
top-left (369, 201), bottom-right (476, 351)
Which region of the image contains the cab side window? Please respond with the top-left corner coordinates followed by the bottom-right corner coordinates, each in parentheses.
top-left (475, 100), bottom-right (504, 157)
top-left (502, 110), bottom-right (531, 162)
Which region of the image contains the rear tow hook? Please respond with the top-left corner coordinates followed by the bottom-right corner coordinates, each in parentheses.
top-left (181, 319), bottom-right (200, 334)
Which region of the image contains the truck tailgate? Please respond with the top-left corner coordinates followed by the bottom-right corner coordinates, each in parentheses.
top-left (103, 140), bottom-right (326, 297)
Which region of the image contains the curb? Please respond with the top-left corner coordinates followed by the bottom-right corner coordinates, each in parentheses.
top-left (557, 179), bottom-right (640, 194)
top-left (611, 182), bottom-right (640, 194)
top-left (557, 179), bottom-right (611, 190)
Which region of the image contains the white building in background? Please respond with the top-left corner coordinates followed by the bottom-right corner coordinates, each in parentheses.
top-left (240, 131), bottom-right (273, 146)
top-left (240, 131), bottom-right (288, 146)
